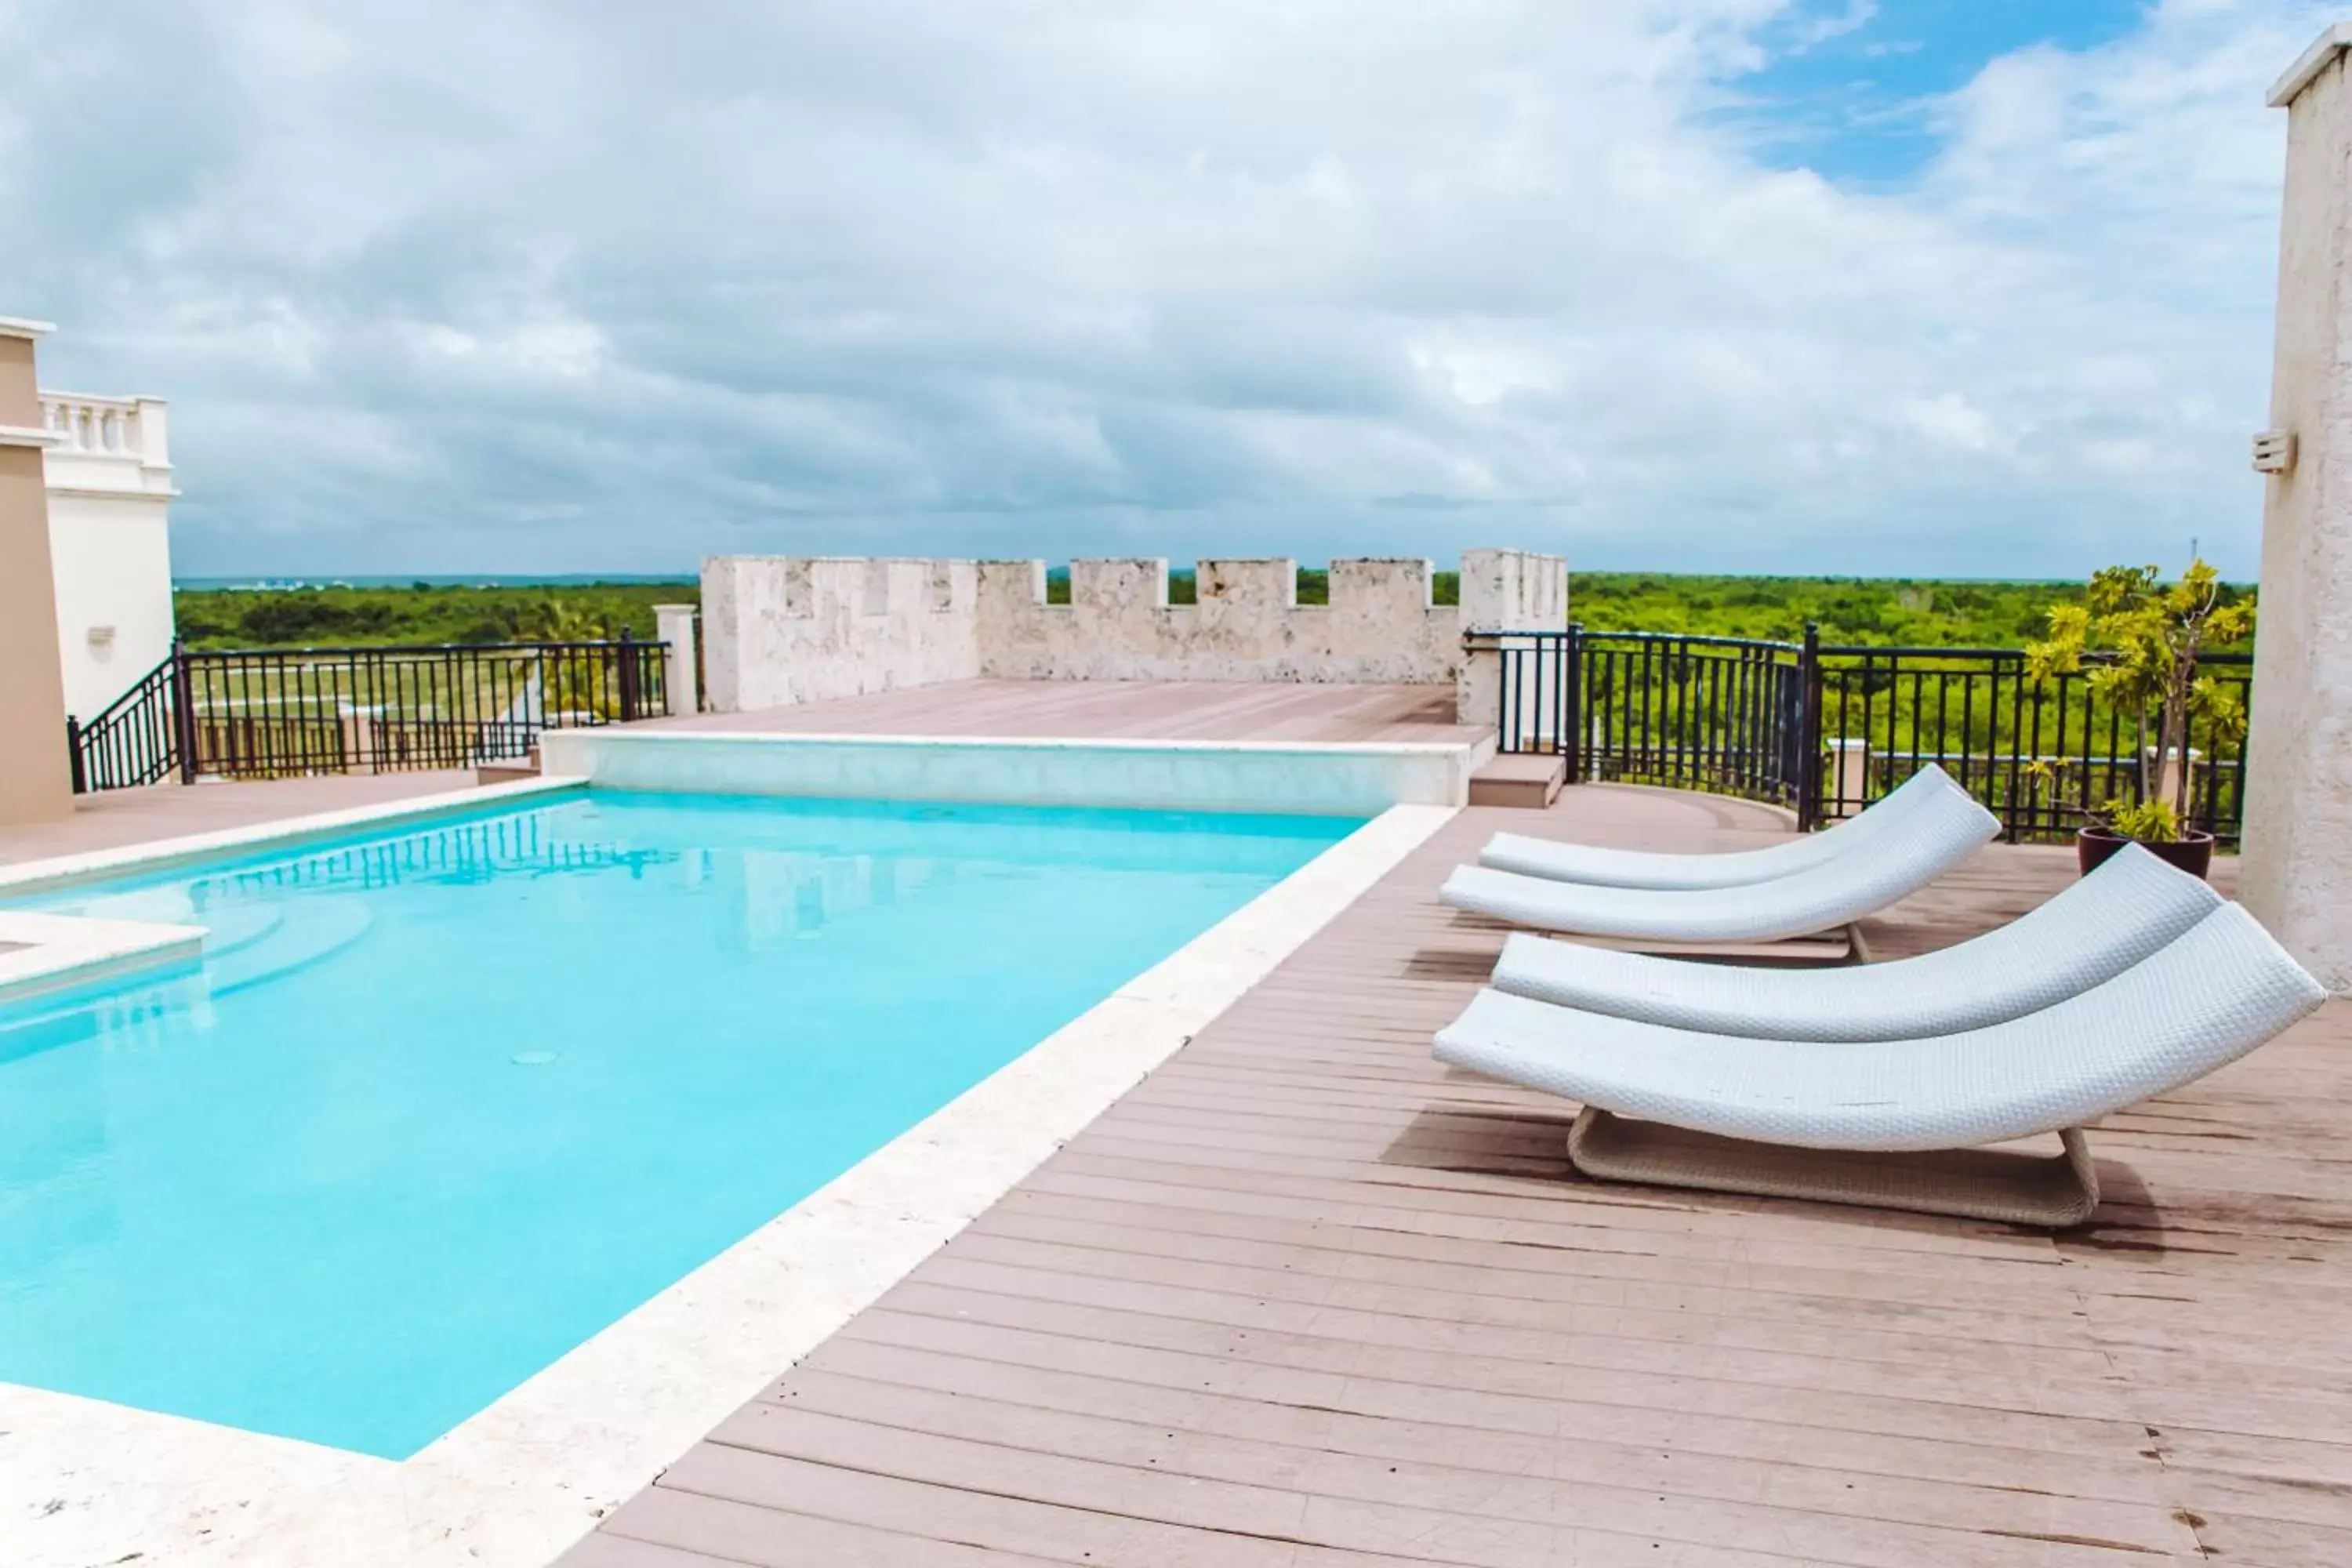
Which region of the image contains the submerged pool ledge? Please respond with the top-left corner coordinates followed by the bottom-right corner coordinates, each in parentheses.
top-left (0, 909), bottom-right (205, 1002)
top-left (539, 728), bottom-right (1496, 813)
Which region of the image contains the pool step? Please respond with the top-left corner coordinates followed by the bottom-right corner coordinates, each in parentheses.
top-left (204, 897), bottom-right (374, 996)
top-left (1468, 753), bottom-right (1566, 809)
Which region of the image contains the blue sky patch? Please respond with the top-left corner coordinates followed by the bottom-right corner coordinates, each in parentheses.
top-left (1726, 0), bottom-right (2151, 183)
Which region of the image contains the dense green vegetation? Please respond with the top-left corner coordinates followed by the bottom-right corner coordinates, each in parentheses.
top-left (1566, 572), bottom-right (2257, 650)
top-left (173, 571), bottom-right (2254, 652)
top-left (172, 582), bottom-right (695, 651)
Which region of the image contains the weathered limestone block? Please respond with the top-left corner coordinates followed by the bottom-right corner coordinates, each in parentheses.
top-left (700, 555), bottom-right (979, 712)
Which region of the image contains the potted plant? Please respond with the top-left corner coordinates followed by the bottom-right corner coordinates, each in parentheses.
top-left (2024, 560), bottom-right (2253, 880)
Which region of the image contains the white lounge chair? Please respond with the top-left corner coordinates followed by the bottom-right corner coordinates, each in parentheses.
top-left (1443, 780), bottom-right (2000, 945)
top-left (1479, 764), bottom-right (1981, 889)
top-left (1434, 903), bottom-right (2328, 1225)
top-left (1489, 843), bottom-right (2222, 1040)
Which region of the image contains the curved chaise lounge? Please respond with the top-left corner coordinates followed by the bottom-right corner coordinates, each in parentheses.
top-left (1480, 763), bottom-right (1980, 890)
top-left (1434, 903), bottom-right (2328, 1225)
top-left (1442, 782), bottom-right (2001, 944)
top-left (1489, 844), bottom-right (2223, 1040)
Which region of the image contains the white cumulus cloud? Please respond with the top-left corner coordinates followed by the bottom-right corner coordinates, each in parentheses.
top-left (0, 0), bottom-right (2328, 576)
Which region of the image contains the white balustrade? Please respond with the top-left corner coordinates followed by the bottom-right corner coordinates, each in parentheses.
top-left (38, 391), bottom-right (169, 470)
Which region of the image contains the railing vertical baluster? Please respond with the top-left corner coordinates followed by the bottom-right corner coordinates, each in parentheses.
top-left (169, 641), bottom-right (197, 784)
top-left (1795, 623), bottom-right (1821, 831)
top-left (1563, 626), bottom-right (1582, 783)
top-left (618, 631), bottom-right (640, 724)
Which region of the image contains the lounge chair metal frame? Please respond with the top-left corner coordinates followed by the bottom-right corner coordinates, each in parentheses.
top-left (1566, 1110), bottom-right (2101, 1227)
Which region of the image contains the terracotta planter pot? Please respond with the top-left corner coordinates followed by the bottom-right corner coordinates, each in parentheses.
top-left (2076, 825), bottom-right (2216, 880)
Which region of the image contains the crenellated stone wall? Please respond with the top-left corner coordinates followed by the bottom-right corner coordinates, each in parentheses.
top-left (702, 555), bottom-right (981, 712)
top-left (974, 557), bottom-right (1459, 684)
top-left (697, 549), bottom-right (1568, 721)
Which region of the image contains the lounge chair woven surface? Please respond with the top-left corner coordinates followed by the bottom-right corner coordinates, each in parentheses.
top-left (1436, 903), bottom-right (2327, 1152)
top-left (1489, 844), bottom-right (2224, 1040)
top-left (1479, 764), bottom-right (1968, 889)
top-left (1443, 783), bottom-right (2001, 942)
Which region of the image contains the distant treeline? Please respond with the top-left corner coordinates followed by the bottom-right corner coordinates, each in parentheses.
top-left (172, 581), bottom-right (695, 650)
top-left (172, 570), bottom-right (2256, 652)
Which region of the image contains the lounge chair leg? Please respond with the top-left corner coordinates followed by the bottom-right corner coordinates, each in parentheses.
top-left (1565, 1109), bottom-right (2102, 1228)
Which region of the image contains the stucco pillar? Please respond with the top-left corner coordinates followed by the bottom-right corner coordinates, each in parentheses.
top-left (2242, 26), bottom-right (2352, 992)
top-left (655, 602), bottom-right (699, 714)
top-left (0, 317), bottom-right (74, 825)
top-left (1456, 548), bottom-right (1570, 731)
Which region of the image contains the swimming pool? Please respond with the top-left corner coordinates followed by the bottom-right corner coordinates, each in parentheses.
top-left (0, 789), bottom-right (1363, 1459)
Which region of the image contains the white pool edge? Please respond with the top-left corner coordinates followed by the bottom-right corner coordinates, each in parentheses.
top-left (1, 800), bottom-right (1458, 1568)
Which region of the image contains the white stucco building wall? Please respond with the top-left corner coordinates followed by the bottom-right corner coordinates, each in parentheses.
top-left (40, 392), bottom-right (177, 723)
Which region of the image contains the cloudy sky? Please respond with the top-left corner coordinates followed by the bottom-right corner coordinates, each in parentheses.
top-left (0, 0), bottom-right (2329, 579)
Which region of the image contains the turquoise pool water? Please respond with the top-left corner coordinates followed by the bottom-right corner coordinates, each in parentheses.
top-left (0, 789), bottom-right (1361, 1458)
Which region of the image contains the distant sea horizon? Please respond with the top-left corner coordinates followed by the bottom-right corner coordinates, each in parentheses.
top-left (175, 572), bottom-right (701, 590)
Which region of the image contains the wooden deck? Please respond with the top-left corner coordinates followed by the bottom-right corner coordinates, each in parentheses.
top-left (649, 678), bottom-right (1481, 745)
top-left (564, 783), bottom-right (2351, 1568)
top-left (0, 769), bottom-right (480, 867)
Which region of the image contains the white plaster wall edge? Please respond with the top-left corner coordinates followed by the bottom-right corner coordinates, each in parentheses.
top-left (0, 910), bottom-right (206, 1002)
top-left (0, 776), bottom-right (586, 899)
top-left (1, 801), bottom-right (1458, 1568)
top-left (2270, 21), bottom-right (2352, 107)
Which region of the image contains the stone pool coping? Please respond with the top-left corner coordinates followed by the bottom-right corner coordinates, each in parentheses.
top-left (1, 771), bottom-right (1457, 1567)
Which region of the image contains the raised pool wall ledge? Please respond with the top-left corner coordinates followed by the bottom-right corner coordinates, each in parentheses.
top-left (2, 799), bottom-right (1459, 1568)
top-left (535, 728), bottom-right (1496, 813)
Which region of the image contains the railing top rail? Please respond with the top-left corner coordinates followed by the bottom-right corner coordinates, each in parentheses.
top-left (1465, 627), bottom-right (1807, 653)
top-left (183, 638), bottom-right (648, 659)
top-left (1814, 642), bottom-right (2255, 663)
top-left (40, 390), bottom-right (144, 411)
top-left (1574, 630), bottom-right (1808, 652)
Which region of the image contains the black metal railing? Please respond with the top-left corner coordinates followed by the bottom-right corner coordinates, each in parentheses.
top-left (1470, 624), bottom-right (2255, 844)
top-left (1812, 644), bottom-right (2253, 844)
top-left (67, 651), bottom-right (184, 793)
top-left (66, 637), bottom-right (670, 793)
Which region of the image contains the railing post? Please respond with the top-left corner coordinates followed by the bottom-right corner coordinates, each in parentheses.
top-left (1562, 625), bottom-right (1583, 782)
top-left (169, 640), bottom-right (198, 785)
top-left (64, 717), bottom-right (85, 795)
top-left (1795, 622), bottom-right (1822, 831)
top-left (616, 631), bottom-right (641, 724)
